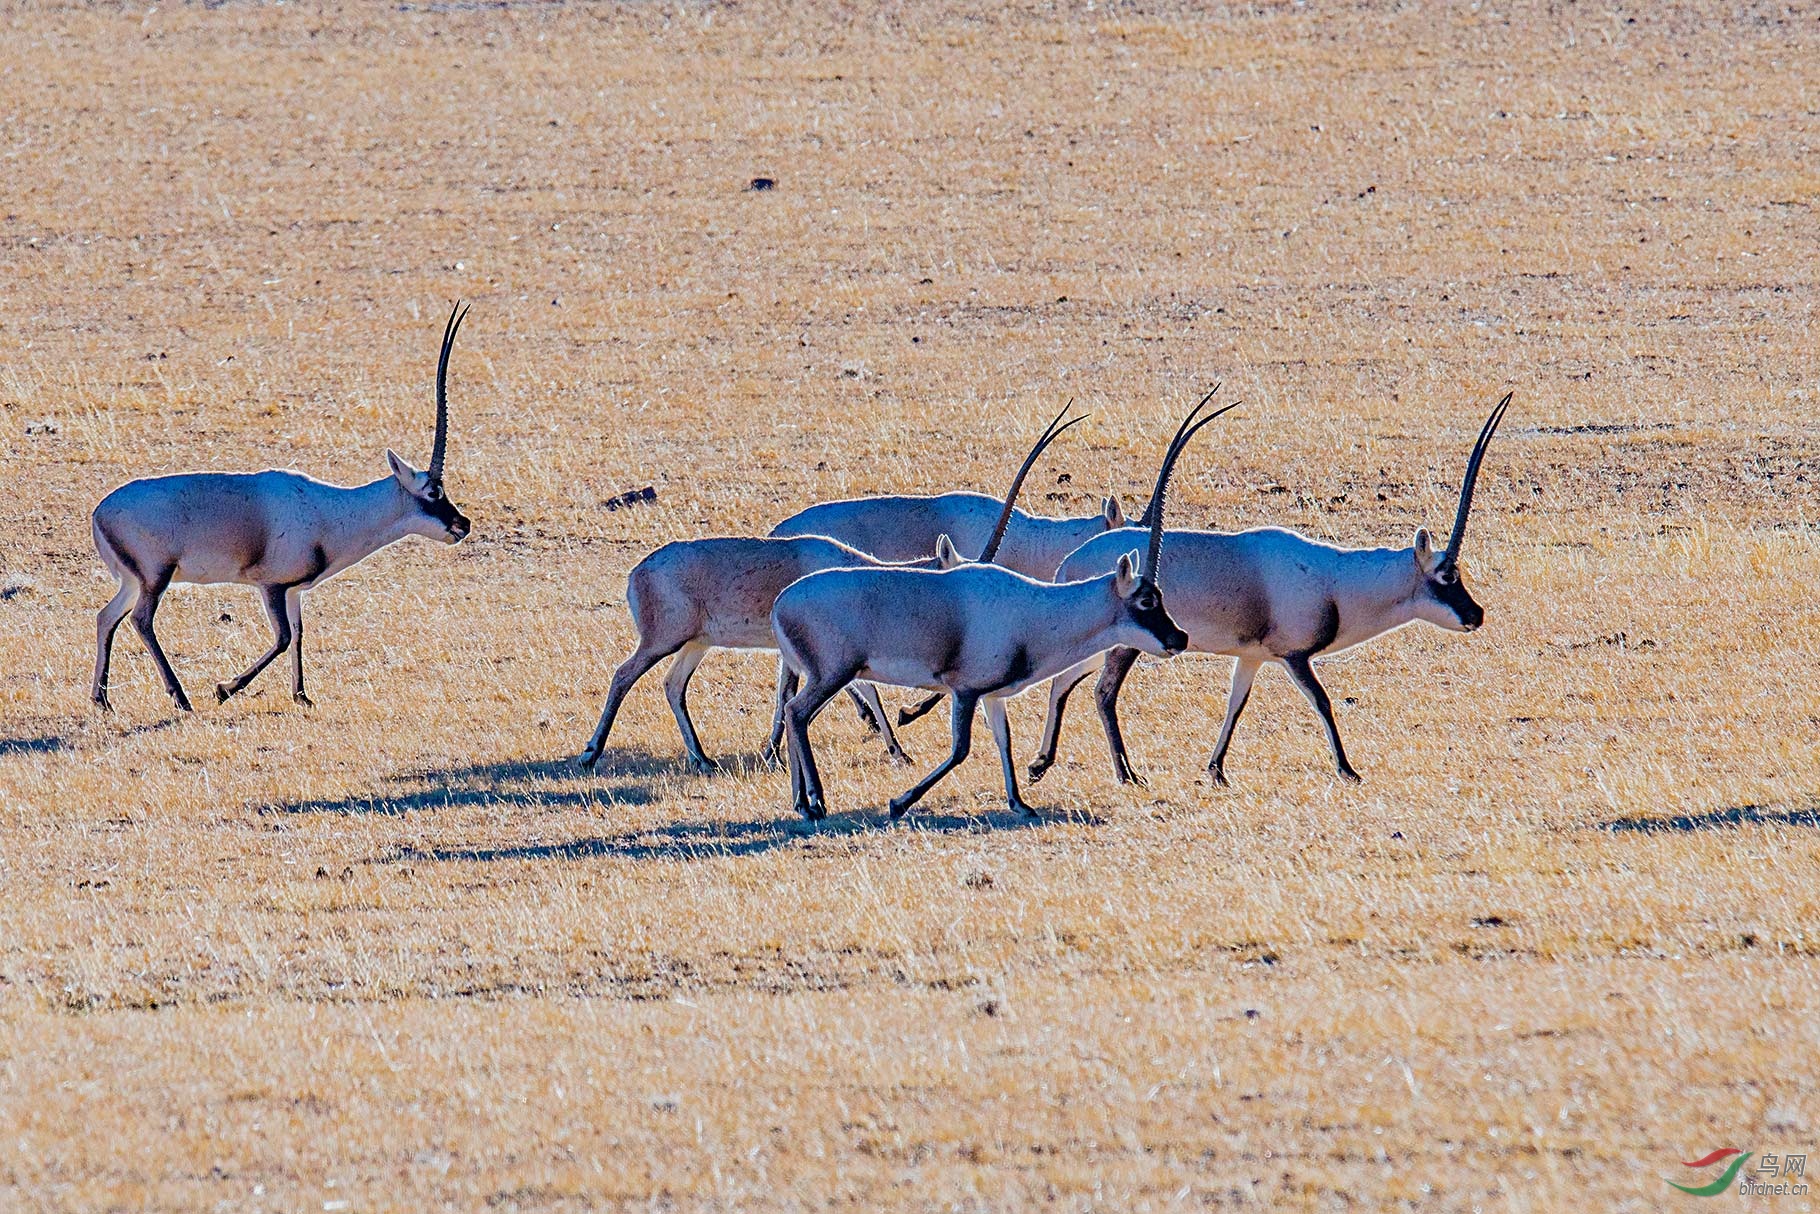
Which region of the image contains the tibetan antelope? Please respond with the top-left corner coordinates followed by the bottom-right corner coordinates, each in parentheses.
top-left (772, 396), bottom-right (1233, 822)
top-left (90, 303), bottom-right (474, 712)
top-left (889, 387), bottom-right (1224, 732)
top-left (1024, 393), bottom-right (1513, 787)
top-left (762, 404), bottom-right (1087, 762)
top-left (576, 407), bottom-right (1087, 774)
top-left (769, 417), bottom-right (1128, 738)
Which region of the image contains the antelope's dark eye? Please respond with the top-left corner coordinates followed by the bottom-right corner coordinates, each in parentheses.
top-left (426, 483), bottom-right (443, 501)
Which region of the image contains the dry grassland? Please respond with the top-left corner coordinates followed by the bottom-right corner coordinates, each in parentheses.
top-left (1, 1), bottom-right (1818, 1209)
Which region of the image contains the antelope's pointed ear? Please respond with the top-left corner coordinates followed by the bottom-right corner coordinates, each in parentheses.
top-left (386, 449), bottom-right (422, 489)
top-left (1114, 549), bottom-right (1141, 595)
top-left (935, 533), bottom-right (963, 569)
top-left (1103, 496), bottom-right (1127, 529)
top-left (1412, 526), bottom-right (1437, 573)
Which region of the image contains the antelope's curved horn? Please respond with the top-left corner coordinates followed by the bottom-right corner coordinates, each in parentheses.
top-left (1442, 391), bottom-right (1513, 562)
top-left (1142, 393), bottom-right (1240, 581)
top-left (976, 401), bottom-right (1088, 564)
top-left (429, 300), bottom-right (469, 483)
top-left (1136, 382), bottom-right (1220, 529)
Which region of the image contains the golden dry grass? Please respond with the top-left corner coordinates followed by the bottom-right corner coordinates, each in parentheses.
top-left (1, 1), bottom-right (1818, 1209)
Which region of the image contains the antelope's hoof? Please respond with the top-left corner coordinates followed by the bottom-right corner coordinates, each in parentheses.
top-left (1025, 760), bottom-right (1051, 784)
top-left (1012, 803), bottom-right (1042, 821)
top-left (576, 749), bottom-right (601, 772)
top-left (293, 692), bottom-right (315, 708)
top-left (886, 748), bottom-right (914, 768)
top-left (759, 746), bottom-right (782, 771)
top-left (686, 755), bottom-right (720, 776)
top-left (887, 797), bottom-right (913, 821)
top-left (91, 692), bottom-right (112, 712)
top-left (214, 684), bottom-right (232, 704)
top-left (1115, 767), bottom-right (1149, 788)
top-left (173, 695), bottom-right (195, 714)
top-left (1338, 767), bottom-right (1363, 785)
top-left (1208, 766), bottom-right (1231, 789)
top-left (796, 799), bottom-right (826, 822)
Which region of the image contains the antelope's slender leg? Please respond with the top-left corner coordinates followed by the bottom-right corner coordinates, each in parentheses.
top-left (1207, 656), bottom-right (1261, 787)
top-left (129, 567), bottom-right (192, 713)
top-left (92, 580), bottom-right (138, 710)
top-left (216, 585), bottom-right (292, 703)
top-left (1283, 654), bottom-right (1361, 783)
top-left (896, 691), bottom-right (944, 728)
top-left (1026, 654), bottom-right (1102, 783)
top-left (784, 671), bottom-right (852, 820)
top-left (846, 686), bottom-right (883, 735)
top-left (852, 682), bottom-right (912, 765)
top-left (888, 691), bottom-right (978, 820)
top-left (663, 641), bottom-right (715, 772)
top-left (285, 587), bottom-right (311, 706)
top-left (763, 657), bottom-right (798, 770)
top-left (578, 640), bottom-right (682, 768)
top-left (984, 695), bottom-right (1037, 818)
top-left (1093, 646), bottom-right (1145, 786)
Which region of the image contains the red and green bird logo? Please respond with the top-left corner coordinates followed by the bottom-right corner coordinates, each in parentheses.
top-left (1668, 1149), bottom-right (1753, 1196)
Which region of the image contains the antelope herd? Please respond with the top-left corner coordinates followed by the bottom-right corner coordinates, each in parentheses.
top-left (87, 304), bottom-right (1512, 822)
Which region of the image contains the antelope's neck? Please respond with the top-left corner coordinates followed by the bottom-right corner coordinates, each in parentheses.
top-left (1030, 575), bottom-right (1127, 672)
top-left (323, 477), bottom-right (420, 561)
top-left (1010, 514), bottom-right (1104, 579)
top-left (1334, 546), bottom-right (1424, 636)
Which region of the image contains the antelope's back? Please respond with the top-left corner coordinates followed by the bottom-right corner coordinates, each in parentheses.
top-left (92, 470), bottom-right (299, 585)
top-left (770, 493), bottom-right (1000, 564)
top-left (637, 536), bottom-right (872, 599)
top-left (773, 562), bottom-right (1045, 667)
top-left (633, 536), bottom-right (879, 648)
top-left (1054, 527), bottom-right (1313, 652)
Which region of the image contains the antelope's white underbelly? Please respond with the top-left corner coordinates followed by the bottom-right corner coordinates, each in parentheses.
top-left (857, 657), bottom-right (944, 692)
top-left (702, 617), bottom-right (779, 650)
top-left (172, 556), bottom-right (255, 586)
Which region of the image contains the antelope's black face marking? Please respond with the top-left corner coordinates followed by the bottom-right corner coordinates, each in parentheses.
top-left (1429, 561), bottom-right (1483, 630)
top-left (1127, 580), bottom-right (1189, 655)
top-left (421, 480), bottom-right (471, 542)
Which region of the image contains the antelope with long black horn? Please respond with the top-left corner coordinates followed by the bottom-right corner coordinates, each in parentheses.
top-left (769, 408), bottom-right (1127, 738)
top-left (1025, 392), bottom-right (1513, 787)
top-left (761, 402), bottom-right (1090, 760)
top-left (771, 395), bottom-right (1234, 822)
top-left (90, 302), bottom-right (473, 712)
top-left (576, 406), bottom-right (1087, 774)
top-left (890, 385), bottom-right (1224, 733)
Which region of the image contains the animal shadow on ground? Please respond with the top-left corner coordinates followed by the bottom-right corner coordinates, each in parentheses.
top-left (0, 717), bottom-right (180, 758)
top-left (0, 734), bottom-right (70, 757)
top-left (260, 753), bottom-right (668, 816)
top-left (375, 802), bottom-right (1057, 865)
top-left (265, 745), bottom-right (1096, 858)
top-left (1601, 803), bottom-right (1820, 833)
